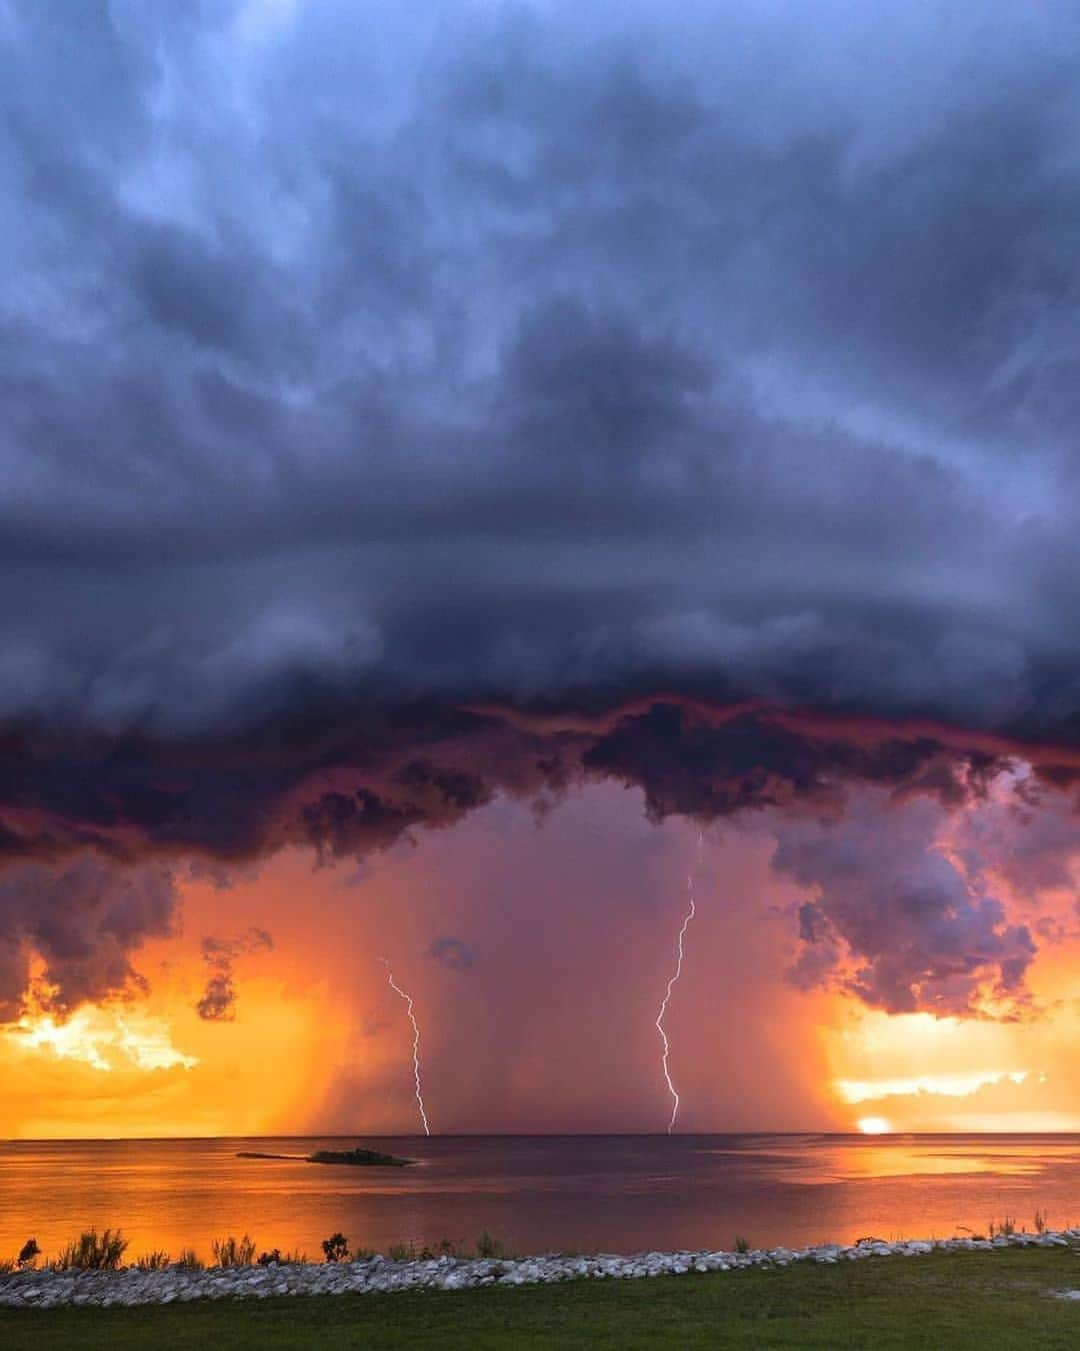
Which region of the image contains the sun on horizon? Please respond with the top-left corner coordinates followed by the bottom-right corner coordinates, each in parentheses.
top-left (856, 1117), bottom-right (894, 1135)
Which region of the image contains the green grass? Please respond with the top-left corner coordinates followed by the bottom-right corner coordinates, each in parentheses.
top-left (3, 1246), bottom-right (1080, 1348)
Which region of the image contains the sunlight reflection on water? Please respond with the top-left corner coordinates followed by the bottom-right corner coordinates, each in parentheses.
top-left (2, 1134), bottom-right (1078, 1261)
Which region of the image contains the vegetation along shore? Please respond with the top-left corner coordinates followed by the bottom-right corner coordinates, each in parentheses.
top-left (4, 1241), bottom-right (1080, 1349)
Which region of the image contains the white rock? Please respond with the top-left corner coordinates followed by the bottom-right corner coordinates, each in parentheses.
top-left (1, 1229), bottom-right (1077, 1309)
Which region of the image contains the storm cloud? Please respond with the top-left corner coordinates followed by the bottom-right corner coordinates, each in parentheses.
top-left (2, 0), bottom-right (1080, 739)
top-left (4, 2), bottom-right (1080, 1022)
top-left (195, 925), bottom-right (274, 1022)
top-left (775, 794), bottom-right (1037, 1017)
top-left (0, 857), bottom-right (177, 1020)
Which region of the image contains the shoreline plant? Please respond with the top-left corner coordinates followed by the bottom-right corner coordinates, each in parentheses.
top-left (210, 1235), bottom-right (256, 1268)
top-left (134, 1250), bottom-right (170, 1271)
top-left (53, 1229), bottom-right (128, 1271)
top-left (7, 1212), bottom-right (1065, 1277)
top-left (321, 1233), bottom-right (350, 1263)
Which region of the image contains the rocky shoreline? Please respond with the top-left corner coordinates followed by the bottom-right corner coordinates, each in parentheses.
top-left (1, 1228), bottom-right (1078, 1309)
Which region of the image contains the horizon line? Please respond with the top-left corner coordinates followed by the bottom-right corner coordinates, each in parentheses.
top-left (5, 1129), bottom-right (1080, 1144)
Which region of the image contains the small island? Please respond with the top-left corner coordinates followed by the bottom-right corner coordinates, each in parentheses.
top-left (308, 1147), bottom-right (412, 1167)
top-left (237, 1146), bottom-right (413, 1167)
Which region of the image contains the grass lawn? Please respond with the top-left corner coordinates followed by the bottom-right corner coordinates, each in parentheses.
top-left (3, 1247), bottom-right (1080, 1349)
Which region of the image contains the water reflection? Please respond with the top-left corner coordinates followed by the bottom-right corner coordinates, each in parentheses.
top-left (2, 1134), bottom-right (1079, 1261)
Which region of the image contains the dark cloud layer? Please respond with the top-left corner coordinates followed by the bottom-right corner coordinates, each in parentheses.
top-left (0, 700), bottom-right (1038, 870)
top-left (4, 3), bottom-right (1080, 1023)
top-left (2, 1), bottom-right (1080, 740)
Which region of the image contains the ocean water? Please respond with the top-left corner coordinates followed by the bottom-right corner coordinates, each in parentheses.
top-left (2, 1134), bottom-right (1080, 1264)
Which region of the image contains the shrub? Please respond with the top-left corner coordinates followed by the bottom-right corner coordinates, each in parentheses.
top-left (17, 1238), bottom-right (40, 1269)
top-left (257, 1245), bottom-right (309, 1265)
top-left (174, 1249), bottom-right (203, 1270)
top-left (733, 1236), bottom-right (750, 1254)
top-left (387, 1242), bottom-right (414, 1262)
top-left (54, 1229), bottom-right (128, 1271)
top-left (417, 1238), bottom-right (462, 1260)
top-left (211, 1234), bottom-right (256, 1267)
top-left (1034, 1210), bottom-right (1048, 1234)
top-left (321, 1233), bottom-right (350, 1264)
top-left (476, 1230), bottom-right (505, 1259)
top-left (988, 1216), bottom-right (1016, 1239)
top-left (134, 1250), bottom-right (170, 1271)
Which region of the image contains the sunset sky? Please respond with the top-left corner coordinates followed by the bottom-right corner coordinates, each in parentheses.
top-left (4, 0), bottom-right (1080, 1139)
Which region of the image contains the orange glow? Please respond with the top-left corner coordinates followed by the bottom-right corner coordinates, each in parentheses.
top-left (6, 1007), bottom-right (197, 1073)
top-left (836, 1071), bottom-right (1028, 1105)
top-left (821, 958), bottom-right (1080, 1134)
top-left (3, 782), bottom-right (1080, 1139)
top-left (0, 980), bottom-right (332, 1139)
top-left (856, 1116), bottom-right (892, 1134)
top-left (0, 866), bottom-right (343, 1139)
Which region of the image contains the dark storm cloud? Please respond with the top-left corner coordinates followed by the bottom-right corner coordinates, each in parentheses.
top-left (0, 697), bottom-right (1045, 900)
top-left (775, 795), bottom-right (1037, 1017)
top-left (3, 2), bottom-right (1080, 1018)
top-left (195, 926), bottom-right (274, 1022)
top-left (0, 858), bottom-right (177, 1020)
top-left (2, 0), bottom-right (1080, 734)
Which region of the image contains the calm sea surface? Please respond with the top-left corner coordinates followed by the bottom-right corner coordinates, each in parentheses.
top-left (3, 1135), bottom-right (1080, 1263)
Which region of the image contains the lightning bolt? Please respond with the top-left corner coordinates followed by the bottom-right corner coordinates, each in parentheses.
top-left (655, 830), bottom-right (703, 1134)
top-left (378, 958), bottom-right (431, 1136)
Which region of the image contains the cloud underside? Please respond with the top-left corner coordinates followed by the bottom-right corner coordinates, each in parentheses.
top-left (1, 694), bottom-right (1077, 1024)
top-left (4, 3), bottom-right (1080, 1028)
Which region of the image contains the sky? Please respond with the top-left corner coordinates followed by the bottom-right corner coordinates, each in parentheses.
top-left (4, 0), bottom-right (1080, 1136)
